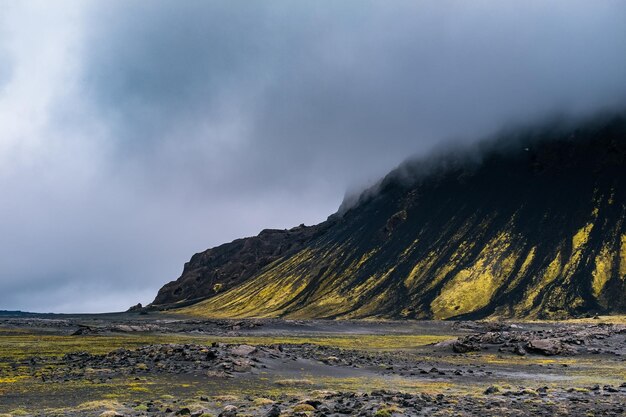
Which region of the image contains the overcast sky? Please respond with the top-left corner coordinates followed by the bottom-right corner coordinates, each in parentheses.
top-left (1, 1), bottom-right (625, 313)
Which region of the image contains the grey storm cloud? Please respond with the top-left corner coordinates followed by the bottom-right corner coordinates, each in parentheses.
top-left (1, 0), bottom-right (625, 312)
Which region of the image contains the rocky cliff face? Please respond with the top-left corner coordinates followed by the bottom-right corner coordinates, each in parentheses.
top-left (152, 224), bottom-right (331, 308)
top-left (153, 114), bottom-right (626, 319)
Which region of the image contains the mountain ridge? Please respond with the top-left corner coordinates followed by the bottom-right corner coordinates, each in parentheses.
top-left (151, 113), bottom-right (626, 319)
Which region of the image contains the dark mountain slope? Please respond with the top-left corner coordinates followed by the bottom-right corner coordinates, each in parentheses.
top-left (154, 114), bottom-right (626, 319)
top-left (152, 224), bottom-right (331, 308)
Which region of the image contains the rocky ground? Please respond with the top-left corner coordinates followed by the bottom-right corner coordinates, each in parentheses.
top-left (0, 314), bottom-right (625, 416)
top-left (9, 387), bottom-right (625, 417)
top-left (449, 321), bottom-right (626, 356)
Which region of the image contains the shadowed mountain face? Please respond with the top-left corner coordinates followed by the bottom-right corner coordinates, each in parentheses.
top-left (152, 224), bottom-right (331, 307)
top-left (153, 115), bottom-right (626, 319)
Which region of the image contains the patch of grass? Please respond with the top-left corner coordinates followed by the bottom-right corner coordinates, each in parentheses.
top-left (211, 334), bottom-right (453, 350)
top-left (293, 404), bottom-right (315, 412)
top-left (76, 400), bottom-right (124, 410)
top-left (253, 398), bottom-right (275, 406)
top-left (374, 410), bottom-right (391, 417)
top-left (275, 379), bottom-right (314, 387)
top-left (213, 395), bottom-right (238, 402)
top-left (0, 332), bottom-right (452, 363)
top-left (0, 376), bottom-right (27, 384)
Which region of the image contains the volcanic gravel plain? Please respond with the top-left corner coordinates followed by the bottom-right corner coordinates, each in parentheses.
top-left (0, 313), bottom-right (625, 417)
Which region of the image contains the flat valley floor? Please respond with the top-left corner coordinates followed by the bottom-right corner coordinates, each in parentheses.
top-left (0, 314), bottom-right (625, 416)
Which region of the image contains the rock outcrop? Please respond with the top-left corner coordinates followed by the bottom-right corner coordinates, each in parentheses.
top-left (151, 224), bottom-right (330, 308)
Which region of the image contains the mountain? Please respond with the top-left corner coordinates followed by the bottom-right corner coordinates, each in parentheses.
top-left (152, 224), bottom-right (330, 307)
top-left (150, 114), bottom-right (626, 320)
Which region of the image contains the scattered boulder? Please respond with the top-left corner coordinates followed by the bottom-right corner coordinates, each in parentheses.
top-left (484, 386), bottom-right (500, 395)
top-left (448, 323), bottom-right (625, 356)
top-left (229, 345), bottom-right (257, 356)
top-left (526, 339), bottom-right (564, 356)
top-left (293, 404), bottom-right (315, 413)
top-left (71, 324), bottom-right (94, 336)
top-left (265, 405), bottom-right (281, 417)
top-left (452, 340), bottom-right (481, 353)
top-left (513, 344), bottom-right (527, 356)
top-left (219, 405), bottom-right (238, 417)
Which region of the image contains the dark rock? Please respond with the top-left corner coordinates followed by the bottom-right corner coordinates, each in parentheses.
top-left (526, 339), bottom-right (563, 356)
top-left (303, 399), bottom-right (322, 408)
top-left (266, 405), bottom-right (281, 417)
top-left (513, 344), bottom-right (527, 356)
top-left (127, 303), bottom-right (143, 312)
top-left (484, 386), bottom-right (500, 395)
top-left (452, 341), bottom-right (480, 353)
top-left (219, 405), bottom-right (238, 417)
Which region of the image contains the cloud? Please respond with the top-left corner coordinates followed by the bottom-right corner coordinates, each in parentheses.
top-left (0, 1), bottom-right (625, 312)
